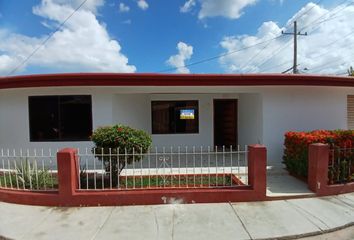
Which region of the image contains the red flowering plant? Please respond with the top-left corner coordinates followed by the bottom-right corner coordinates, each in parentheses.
top-left (283, 130), bottom-right (354, 183)
top-left (91, 124), bottom-right (152, 186)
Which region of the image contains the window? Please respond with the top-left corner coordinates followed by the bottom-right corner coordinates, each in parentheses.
top-left (348, 95), bottom-right (354, 129)
top-left (151, 100), bottom-right (199, 134)
top-left (29, 95), bottom-right (92, 141)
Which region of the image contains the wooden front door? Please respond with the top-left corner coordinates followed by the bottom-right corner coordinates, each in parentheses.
top-left (213, 99), bottom-right (238, 148)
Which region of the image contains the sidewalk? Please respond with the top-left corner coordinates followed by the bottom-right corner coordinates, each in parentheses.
top-left (0, 193), bottom-right (353, 240)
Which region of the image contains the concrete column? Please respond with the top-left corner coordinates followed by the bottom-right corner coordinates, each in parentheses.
top-left (248, 145), bottom-right (267, 198)
top-left (57, 148), bottom-right (78, 199)
top-left (308, 143), bottom-right (329, 193)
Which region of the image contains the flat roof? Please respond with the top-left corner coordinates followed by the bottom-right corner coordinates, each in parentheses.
top-left (0, 73), bottom-right (353, 89)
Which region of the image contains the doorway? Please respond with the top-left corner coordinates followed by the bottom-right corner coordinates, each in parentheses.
top-left (213, 99), bottom-right (238, 148)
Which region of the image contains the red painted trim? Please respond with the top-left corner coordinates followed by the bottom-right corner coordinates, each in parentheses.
top-left (0, 187), bottom-right (262, 207)
top-left (0, 73), bottom-right (354, 90)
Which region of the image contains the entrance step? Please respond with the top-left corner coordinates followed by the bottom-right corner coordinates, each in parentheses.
top-left (266, 173), bottom-right (315, 198)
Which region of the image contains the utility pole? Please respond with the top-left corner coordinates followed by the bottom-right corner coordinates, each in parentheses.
top-left (282, 21), bottom-right (307, 74)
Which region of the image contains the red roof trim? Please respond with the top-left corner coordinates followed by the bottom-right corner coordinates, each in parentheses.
top-left (0, 73), bottom-right (353, 89)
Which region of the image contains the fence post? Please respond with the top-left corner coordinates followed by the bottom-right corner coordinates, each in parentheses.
top-left (57, 148), bottom-right (79, 201)
top-left (248, 145), bottom-right (267, 198)
top-left (308, 143), bottom-right (329, 194)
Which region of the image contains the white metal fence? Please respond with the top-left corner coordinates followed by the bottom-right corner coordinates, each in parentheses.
top-left (0, 149), bottom-right (57, 190)
top-left (0, 146), bottom-right (249, 191)
top-left (77, 145), bottom-right (248, 190)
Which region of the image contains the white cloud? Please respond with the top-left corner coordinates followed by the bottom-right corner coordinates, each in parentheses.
top-left (167, 42), bottom-right (193, 74)
top-left (119, 3), bottom-right (130, 12)
top-left (180, 0), bottom-right (196, 13)
top-left (137, 0), bottom-right (148, 10)
top-left (0, 0), bottom-right (136, 75)
top-left (219, 2), bottom-right (354, 75)
top-left (180, 0), bottom-right (257, 19)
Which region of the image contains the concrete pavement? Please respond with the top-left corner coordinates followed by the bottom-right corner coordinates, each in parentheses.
top-left (0, 193), bottom-right (353, 240)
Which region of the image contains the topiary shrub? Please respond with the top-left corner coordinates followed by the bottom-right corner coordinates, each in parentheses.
top-left (283, 130), bottom-right (354, 181)
top-left (91, 124), bottom-right (152, 186)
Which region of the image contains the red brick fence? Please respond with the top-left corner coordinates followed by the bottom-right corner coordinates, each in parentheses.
top-left (0, 145), bottom-right (267, 206)
top-left (308, 143), bottom-right (354, 196)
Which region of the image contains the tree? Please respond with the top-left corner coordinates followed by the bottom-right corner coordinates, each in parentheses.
top-left (348, 66), bottom-right (354, 76)
top-left (91, 124), bottom-right (152, 187)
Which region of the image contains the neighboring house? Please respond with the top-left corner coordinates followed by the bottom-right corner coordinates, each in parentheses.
top-left (0, 73), bottom-right (353, 167)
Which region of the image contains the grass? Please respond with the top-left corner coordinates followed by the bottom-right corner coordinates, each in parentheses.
top-left (80, 174), bottom-right (242, 189)
top-left (0, 173), bottom-right (58, 190)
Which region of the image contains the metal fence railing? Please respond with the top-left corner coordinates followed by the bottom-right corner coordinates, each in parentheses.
top-left (0, 149), bottom-right (58, 191)
top-left (329, 146), bottom-right (354, 185)
top-left (77, 146), bottom-right (248, 190)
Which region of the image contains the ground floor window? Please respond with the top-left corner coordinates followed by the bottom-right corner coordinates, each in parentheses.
top-left (28, 95), bottom-right (92, 141)
top-left (151, 100), bottom-right (199, 134)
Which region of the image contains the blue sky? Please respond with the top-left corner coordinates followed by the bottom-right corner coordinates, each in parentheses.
top-left (0, 0), bottom-right (353, 75)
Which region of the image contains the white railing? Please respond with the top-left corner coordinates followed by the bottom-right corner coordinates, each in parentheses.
top-left (0, 149), bottom-right (58, 191)
top-left (77, 145), bottom-right (248, 190)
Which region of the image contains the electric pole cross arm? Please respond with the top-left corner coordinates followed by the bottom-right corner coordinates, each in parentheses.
top-left (282, 21), bottom-right (307, 74)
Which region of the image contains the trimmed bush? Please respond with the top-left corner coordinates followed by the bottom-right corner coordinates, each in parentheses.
top-left (283, 130), bottom-right (354, 179)
top-left (91, 124), bottom-right (152, 186)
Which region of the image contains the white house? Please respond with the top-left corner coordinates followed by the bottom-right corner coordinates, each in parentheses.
top-left (0, 73), bottom-right (353, 167)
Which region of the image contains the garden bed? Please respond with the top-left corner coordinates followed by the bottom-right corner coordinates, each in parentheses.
top-left (79, 173), bottom-right (245, 190)
top-left (0, 172), bottom-right (58, 190)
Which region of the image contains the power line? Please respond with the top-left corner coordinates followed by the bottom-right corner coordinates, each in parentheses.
top-left (309, 59), bottom-right (351, 74)
top-left (300, 0), bottom-right (353, 31)
top-left (239, 37), bottom-right (276, 72)
top-left (259, 60), bottom-right (292, 72)
top-left (156, 35), bottom-right (283, 73)
top-left (242, 0), bottom-right (324, 73)
top-left (257, 0), bottom-right (352, 73)
top-left (311, 30), bottom-right (354, 60)
top-left (303, 29), bottom-right (354, 73)
top-left (6, 0), bottom-right (89, 76)
top-left (157, 0), bottom-right (325, 74)
top-left (256, 37), bottom-right (292, 71)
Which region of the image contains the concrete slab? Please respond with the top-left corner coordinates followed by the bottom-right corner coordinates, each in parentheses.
top-left (332, 195), bottom-right (354, 209)
top-left (232, 200), bottom-right (321, 239)
top-left (172, 203), bottom-right (250, 240)
top-left (93, 204), bottom-right (173, 240)
top-left (288, 196), bottom-right (354, 231)
top-left (24, 206), bottom-right (114, 240)
top-left (340, 193), bottom-right (354, 208)
top-left (0, 202), bottom-right (53, 240)
top-left (267, 174), bottom-right (314, 197)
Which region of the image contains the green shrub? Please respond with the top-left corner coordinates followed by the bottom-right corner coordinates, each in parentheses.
top-left (91, 124), bottom-right (152, 186)
top-left (2, 159), bottom-right (55, 190)
top-left (283, 130), bottom-right (354, 182)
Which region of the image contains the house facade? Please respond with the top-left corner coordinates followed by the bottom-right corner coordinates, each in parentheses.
top-left (0, 73), bottom-right (353, 166)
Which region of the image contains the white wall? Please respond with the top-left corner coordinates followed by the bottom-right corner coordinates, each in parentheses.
top-left (0, 89), bottom-right (242, 151)
top-left (262, 86), bottom-right (349, 166)
top-left (238, 93), bottom-right (263, 147)
top-left (2, 85), bottom-right (352, 167)
top-left (113, 94), bottom-right (150, 131)
top-left (0, 88), bottom-right (113, 150)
